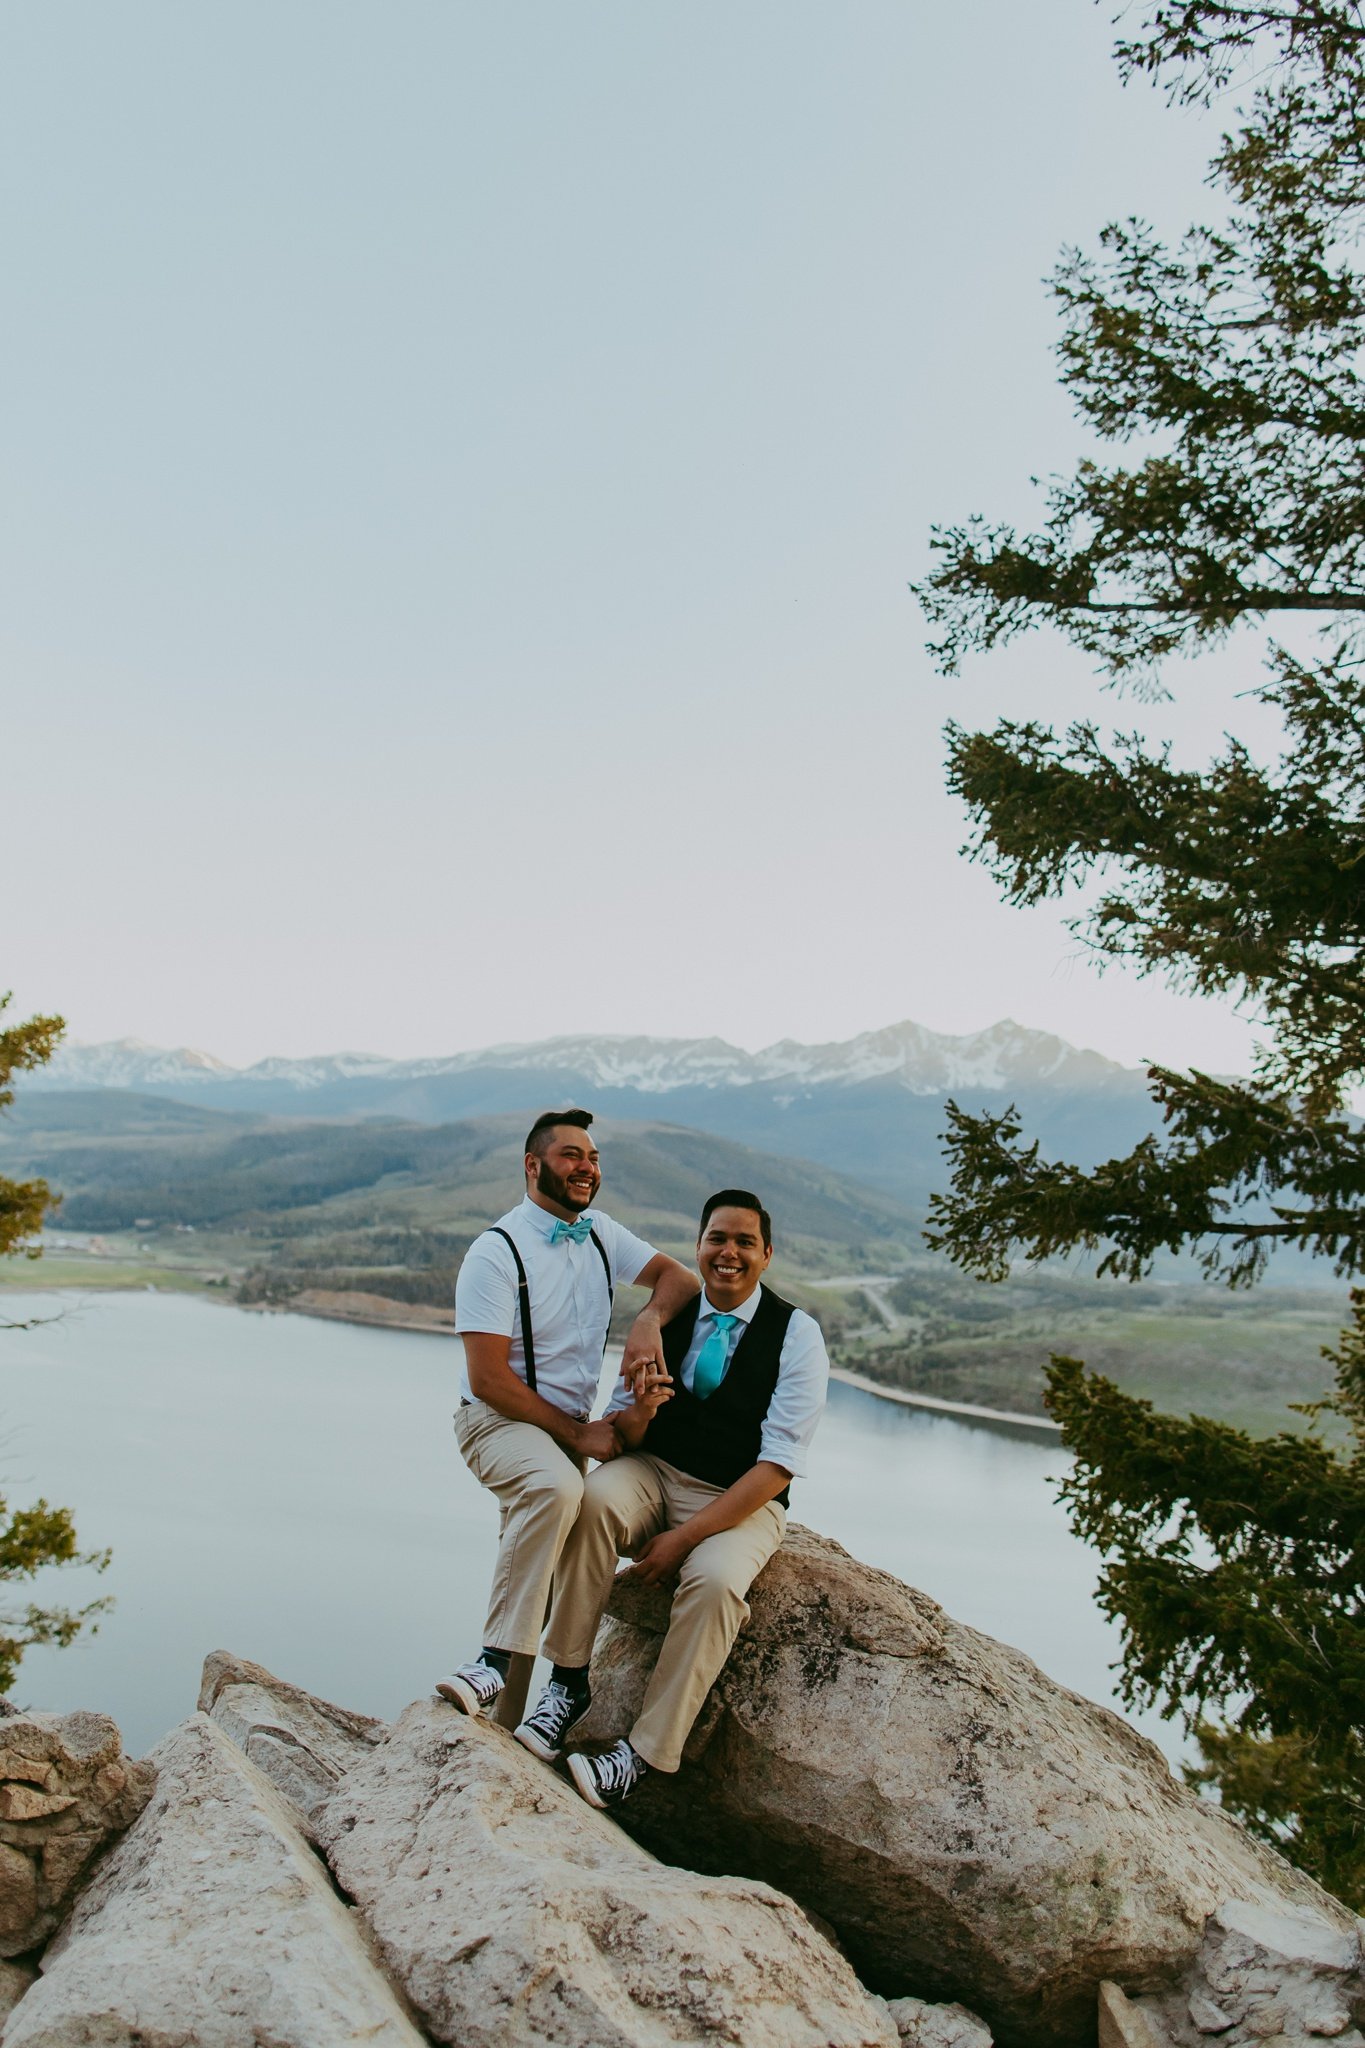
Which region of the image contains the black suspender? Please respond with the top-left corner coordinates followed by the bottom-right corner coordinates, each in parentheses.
top-left (487, 1225), bottom-right (614, 1397)
top-left (489, 1228), bottom-right (536, 1390)
top-left (591, 1228), bottom-right (615, 1324)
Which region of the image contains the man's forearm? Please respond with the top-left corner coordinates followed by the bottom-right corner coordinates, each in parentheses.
top-left (610, 1400), bottom-right (654, 1451)
top-left (468, 1359), bottom-right (589, 1454)
top-left (641, 1257), bottom-right (700, 1325)
top-left (675, 1462), bottom-right (791, 1548)
top-left (621, 1257), bottom-right (699, 1390)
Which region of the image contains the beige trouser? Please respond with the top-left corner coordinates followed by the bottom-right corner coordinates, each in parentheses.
top-left (542, 1453), bottom-right (786, 1773)
top-left (454, 1400), bottom-right (586, 1659)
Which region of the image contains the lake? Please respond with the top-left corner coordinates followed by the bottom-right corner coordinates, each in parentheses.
top-left (0, 1289), bottom-right (1176, 1762)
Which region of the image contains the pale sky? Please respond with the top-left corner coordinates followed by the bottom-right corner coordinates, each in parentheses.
top-left (5, 2), bottom-right (1285, 1075)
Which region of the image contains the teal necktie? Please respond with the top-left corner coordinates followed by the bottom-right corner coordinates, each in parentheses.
top-left (692, 1313), bottom-right (737, 1400)
top-left (550, 1216), bottom-right (594, 1246)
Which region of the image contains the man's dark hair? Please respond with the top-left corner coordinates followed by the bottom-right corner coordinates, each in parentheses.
top-left (698, 1188), bottom-right (772, 1250)
top-left (525, 1108), bottom-right (594, 1158)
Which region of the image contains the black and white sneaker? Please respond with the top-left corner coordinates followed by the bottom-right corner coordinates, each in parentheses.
top-left (435, 1661), bottom-right (505, 1717)
top-left (515, 1680), bottom-right (591, 1763)
top-left (567, 1738), bottom-right (649, 1810)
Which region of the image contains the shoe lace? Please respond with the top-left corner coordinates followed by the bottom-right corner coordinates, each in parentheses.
top-left (595, 1743), bottom-right (640, 1795)
top-left (526, 1682), bottom-right (575, 1737)
top-left (467, 1663), bottom-right (502, 1703)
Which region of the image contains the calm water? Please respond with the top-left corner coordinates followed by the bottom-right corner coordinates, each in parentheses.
top-left (0, 1290), bottom-right (1174, 1761)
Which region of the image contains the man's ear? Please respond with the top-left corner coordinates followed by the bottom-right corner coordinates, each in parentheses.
top-left (525, 1152), bottom-right (539, 1183)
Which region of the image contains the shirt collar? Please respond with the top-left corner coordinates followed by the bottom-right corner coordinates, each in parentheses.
top-left (700, 1284), bottom-right (761, 1325)
top-left (518, 1195), bottom-right (594, 1239)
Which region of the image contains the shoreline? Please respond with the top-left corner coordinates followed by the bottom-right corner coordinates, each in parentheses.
top-left (827, 1365), bottom-right (1059, 1435)
top-left (279, 1288), bottom-right (1062, 1434)
top-left (5, 1277), bottom-right (1063, 1436)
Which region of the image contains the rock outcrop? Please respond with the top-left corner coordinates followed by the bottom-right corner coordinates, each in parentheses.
top-left (316, 1697), bottom-right (899, 2048)
top-left (198, 1648), bottom-right (386, 1838)
top-left (4, 1714), bottom-right (425, 2048)
top-left (0, 1709), bottom-right (153, 1957)
top-left (1120, 1897), bottom-right (1365, 2048)
top-left (575, 1523), bottom-right (1351, 2047)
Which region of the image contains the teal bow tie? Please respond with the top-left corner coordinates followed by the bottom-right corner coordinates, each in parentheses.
top-left (692, 1312), bottom-right (738, 1400)
top-left (550, 1215), bottom-right (594, 1246)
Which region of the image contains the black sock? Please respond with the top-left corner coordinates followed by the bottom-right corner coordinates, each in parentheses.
top-left (479, 1647), bottom-right (511, 1681)
top-left (551, 1662), bottom-right (591, 1700)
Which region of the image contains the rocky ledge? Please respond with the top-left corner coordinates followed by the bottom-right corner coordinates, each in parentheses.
top-left (0, 1527), bottom-right (1356, 2048)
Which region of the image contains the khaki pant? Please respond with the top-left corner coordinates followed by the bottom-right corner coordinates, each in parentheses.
top-left (543, 1453), bottom-right (786, 1773)
top-left (455, 1400), bottom-right (586, 1659)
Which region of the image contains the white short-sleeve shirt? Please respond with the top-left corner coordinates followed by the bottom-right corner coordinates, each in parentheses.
top-left (455, 1196), bottom-right (657, 1419)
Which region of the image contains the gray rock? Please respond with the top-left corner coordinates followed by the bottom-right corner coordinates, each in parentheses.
top-left (1303, 2007), bottom-right (1354, 2036)
top-left (199, 1650), bottom-right (386, 1837)
top-left (198, 1648), bottom-right (386, 1746)
top-left (887, 1994), bottom-right (993, 2048)
top-left (1128, 1896), bottom-right (1365, 2048)
top-left (1189, 1994), bottom-right (1235, 2033)
top-left (1214, 1904), bottom-right (1359, 1978)
top-left (3, 1714), bottom-right (425, 2048)
top-left (577, 1524), bottom-right (1351, 2047)
top-left (0, 1709), bottom-right (153, 1955)
top-left (317, 1699), bottom-right (898, 2048)
top-left (1099, 1981), bottom-right (1167, 2048)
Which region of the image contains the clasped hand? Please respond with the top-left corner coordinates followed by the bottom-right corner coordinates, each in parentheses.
top-left (629, 1360), bottom-right (673, 1418)
top-left (575, 1419), bottom-right (622, 1463)
top-left (620, 1309), bottom-right (667, 1392)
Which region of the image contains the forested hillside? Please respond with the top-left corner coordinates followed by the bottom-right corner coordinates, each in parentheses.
top-left (0, 1088), bottom-right (1346, 1437)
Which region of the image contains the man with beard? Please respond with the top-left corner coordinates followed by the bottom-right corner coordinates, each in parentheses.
top-left (436, 1108), bottom-right (697, 1722)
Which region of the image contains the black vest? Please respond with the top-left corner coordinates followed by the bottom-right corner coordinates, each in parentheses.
top-left (640, 1286), bottom-right (797, 1507)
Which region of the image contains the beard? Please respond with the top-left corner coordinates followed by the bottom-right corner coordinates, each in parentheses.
top-left (535, 1161), bottom-right (598, 1212)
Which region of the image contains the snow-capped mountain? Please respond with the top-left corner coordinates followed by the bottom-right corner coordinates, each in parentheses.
top-left (22, 1020), bottom-right (1160, 1210)
top-left (33, 1038), bottom-right (237, 1090)
top-left (34, 1019), bottom-right (1139, 1100)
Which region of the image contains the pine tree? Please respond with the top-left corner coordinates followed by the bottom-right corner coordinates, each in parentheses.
top-left (0, 996), bottom-right (63, 1270)
top-left (0, 995), bottom-right (110, 1690)
top-left (914, 3), bottom-right (1365, 1901)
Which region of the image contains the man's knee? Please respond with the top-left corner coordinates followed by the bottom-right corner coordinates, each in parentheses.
top-left (678, 1551), bottom-right (749, 1615)
top-left (577, 1463), bottom-right (648, 1543)
top-left (524, 1461), bottom-right (584, 1523)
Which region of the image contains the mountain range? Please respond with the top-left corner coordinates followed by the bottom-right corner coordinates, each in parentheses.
top-left (22, 1019), bottom-right (1161, 1212)
top-left (33, 1018), bottom-right (1139, 1099)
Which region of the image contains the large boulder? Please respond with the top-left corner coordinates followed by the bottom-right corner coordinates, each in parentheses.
top-left (198, 1649), bottom-right (386, 1838)
top-left (4, 1714), bottom-right (425, 2048)
top-left (317, 1698), bottom-right (898, 2048)
top-left (0, 1709), bottom-right (153, 1956)
top-left (575, 1523), bottom-right (1351, 2047)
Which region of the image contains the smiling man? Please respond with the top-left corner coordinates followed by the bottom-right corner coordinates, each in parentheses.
top-left (514, 1187), bottom-right (829, 1809)
top-left (435, 1109), bottom-right (698, 1721)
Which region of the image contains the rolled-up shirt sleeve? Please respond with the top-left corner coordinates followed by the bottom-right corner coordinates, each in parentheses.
top-left (603, 1375), bottom-right (633, 1418)
top-left (759, 1310), bottom-right (830, 1478)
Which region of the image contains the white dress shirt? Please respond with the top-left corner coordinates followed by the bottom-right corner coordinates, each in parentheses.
top-left (605, 1282), bottom-right (828, 1479)
top-left (455, 1197), bottom-right (657, 1419)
